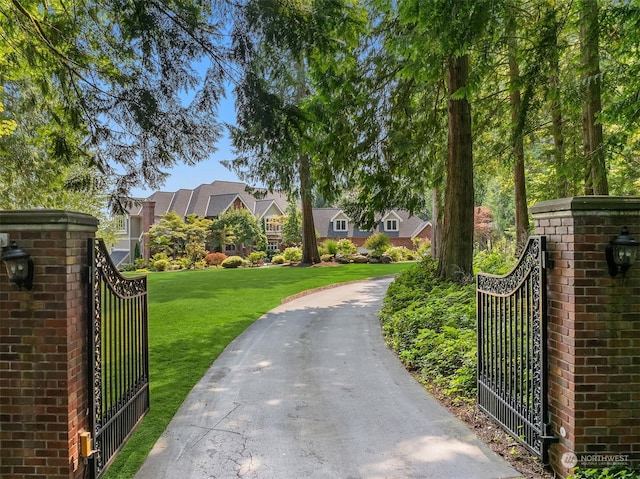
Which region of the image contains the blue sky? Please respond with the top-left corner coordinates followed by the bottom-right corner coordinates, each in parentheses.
top-left (129, 82), bottom-right (242, 198)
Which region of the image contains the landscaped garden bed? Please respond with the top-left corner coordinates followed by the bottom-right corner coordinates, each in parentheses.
top-left (380, 254), bottom-right (640, 479)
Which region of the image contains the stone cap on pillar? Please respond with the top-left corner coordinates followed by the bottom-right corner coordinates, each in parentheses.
top-left (530, 196), bottom-right (640, 218)
top-left (0, 209), bottom-right (99, 232)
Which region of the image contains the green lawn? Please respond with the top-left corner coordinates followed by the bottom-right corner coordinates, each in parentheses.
top-left (103, 262), bottom-right (412, 478)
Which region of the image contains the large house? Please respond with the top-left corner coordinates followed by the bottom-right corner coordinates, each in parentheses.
top-left (313, 208), bottom-right (432, 249)
top-left (111, 180), bottom-right (431, 265)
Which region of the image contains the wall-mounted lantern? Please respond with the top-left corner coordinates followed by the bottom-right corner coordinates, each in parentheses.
top-left (1, 240), bottom-right (34, 290)
top-left (606, 226), bottom-right (639, 278)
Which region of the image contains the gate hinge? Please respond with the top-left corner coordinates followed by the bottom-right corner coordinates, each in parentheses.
top-left (540, 422), bottom-right (559, 444)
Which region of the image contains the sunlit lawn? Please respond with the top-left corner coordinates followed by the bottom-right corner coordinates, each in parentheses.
top-left (103, 262), bottom-right (412, 478)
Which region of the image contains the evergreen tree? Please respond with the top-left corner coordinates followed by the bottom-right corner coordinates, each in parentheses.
top-left (1, 0), bottom-right (228, 208)
top-left (228, 0), bottom-right (366, 264)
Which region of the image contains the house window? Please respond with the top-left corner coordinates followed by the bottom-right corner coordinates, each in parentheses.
top-left (265, 217), bottom-right (281, 232)
top-left (267, 241), bottom-right (279, 252)
top-left (334, 219), bottom-right (348, 232)
top-left (385, 219), bottom-right (398, 231)
top-left (113, 215), bottom-right (126, 232)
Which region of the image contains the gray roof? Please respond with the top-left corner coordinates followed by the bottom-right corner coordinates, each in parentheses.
top-left (313, 208), bottom-right (430, 240)
top-left (205, 194), bottom-right (243, 217)
top-left (128, 181), bottom-right (288, 219)
top-left (126, 181), bottom-right (429, 241)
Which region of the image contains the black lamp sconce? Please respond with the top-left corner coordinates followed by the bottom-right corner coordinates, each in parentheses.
top-left (1, 236), bottom-right (34, 290)
top-left (606, 226), bottom-right (639, 278)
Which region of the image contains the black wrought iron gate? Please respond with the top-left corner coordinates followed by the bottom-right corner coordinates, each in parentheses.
top-left (476, 236), bottom-right (555, 463)
top-left (88, 238), bottom-right (150, 478)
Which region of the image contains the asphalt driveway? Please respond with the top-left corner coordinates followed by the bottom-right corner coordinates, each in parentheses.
top-left (134, 276), bottom-right (520, 479)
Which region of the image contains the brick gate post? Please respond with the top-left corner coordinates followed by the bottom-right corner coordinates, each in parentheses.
top-left (0, 210), bottom-right (98, 479)
top-left (530, 197), bottom-right (640, 476)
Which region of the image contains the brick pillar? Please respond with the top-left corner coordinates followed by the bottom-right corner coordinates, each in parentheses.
top-left (142, 200), bottom-right (155, 261)
top-left (530, 197), bottom-right (640, 476)
top-left (0, 210), bottom-right (98, 479)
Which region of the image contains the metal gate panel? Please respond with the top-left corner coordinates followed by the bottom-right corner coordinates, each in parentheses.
top-left (88, 238), bottom-right (150, 478)
top-left (476, 236), bottom-right (555, 462)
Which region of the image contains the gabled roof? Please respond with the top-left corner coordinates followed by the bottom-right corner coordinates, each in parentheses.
top-left (381, 210), bottom-right (403, 223)
top-left (255, 199), bottom-right (284, 220)
top-left (409, 221), bottom-right (432, 240)
top-left (124, 181), bottom-right (431, 241)
top-left (330, 210), bottom-right (350, 222)
top-left (168, 189), bottom-right (193, 217)
top-left (313, 208), bottom-right (345, 237)
top-left (313, 208), bottom-right (430, 239)
top-left (126, 180), bottom-right (289, 219)
top-left (205, 194), bottom-right (249, 217)
top-left (185, 183), bottom-right (218, 216)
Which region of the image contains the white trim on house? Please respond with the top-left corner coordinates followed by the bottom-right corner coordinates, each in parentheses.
top-left (334, 219), bottom-right (348, 231)
top-left (222, 194), bottom-right (251, 215)
top-left (410, 221), bottom-right (432, 240)
top-left (330, 210), bottom-right (350, 232)
top-left (330, 210), bottom-right (349, 222)
top-left (381, 211), bottom-right (402, 232)
top-left (384, 219), bottom-right (398, 232)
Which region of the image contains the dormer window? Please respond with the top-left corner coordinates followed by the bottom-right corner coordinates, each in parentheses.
top-left (334, 219), bottom-right (348, 232)
top-left (385, 219), bottom-right (398, 231)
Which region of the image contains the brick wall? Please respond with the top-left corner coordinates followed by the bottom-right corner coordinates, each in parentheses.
top-left (530, 197), bottom-right (640, 476)
top-left (0, 210), bottom-right (98, 479)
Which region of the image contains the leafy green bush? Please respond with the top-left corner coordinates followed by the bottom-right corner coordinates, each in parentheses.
top-left (283, 247), bottom-right (302, 263)
top-left (364, 233), bottom-right (391, 256)
top-left (414, 238), bottom-right (431, 258)
top-left (380, 256), bottom-right (477, 399)
top-left (569, 468), bottom-right (640, 479)
top-left (248, 251), bottom-right (267, 266)
top-left (153, 259), bottom-right (170, 271)
top-left (404, 326), bottom-right (477, 396)
top-left (151, 252), bottom-right (170, 271)
top-left (380, 256), bottom-right (440, 319)
top-left (319, 239), bottom-right (338, 256)
top-left (336, 239), bottom-right (357, 256)
top-left (321, 253), bottom-right (334, 262)
top-left (386, 246), bottom-right (413, 262)
top-left (382, 282), bottom-right (475, 358)
top-left (221, 256), bottom-right (245, 268)
top-left (177, 256), bottom-right (193, 269)
top-left (272, 255), bottom-right (285, 264)
top-left (473, 249), bottom-right (517, 275)
top-left (152, 252), bottom-right (169, 262)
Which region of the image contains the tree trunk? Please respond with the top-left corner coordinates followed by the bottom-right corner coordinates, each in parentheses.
top-left (299, 153), bottom-right (320, 264)
top-left (580, 0), bottom-right (608, 195)
top-left (507, 10), bottom-right (529, 252)
top-left (431, 188), bottom-right (441, 259)
top-left (436, 54), bottom-right (474, 282)
top-left (549, 8), bottom-right (567, 198)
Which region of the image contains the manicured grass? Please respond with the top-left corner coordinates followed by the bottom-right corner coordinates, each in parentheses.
top-left (103, 262), bottom-right (412, 478)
